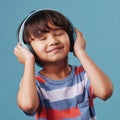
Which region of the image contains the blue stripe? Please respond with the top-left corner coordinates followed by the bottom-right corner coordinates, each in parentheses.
top-left (36, 66), bottom-right (86, 91)
top-left (39, 88), bottom-right (90, 110)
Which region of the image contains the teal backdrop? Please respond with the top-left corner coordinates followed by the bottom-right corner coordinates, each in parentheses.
top-left (0, 0), bottom-right (119, 119)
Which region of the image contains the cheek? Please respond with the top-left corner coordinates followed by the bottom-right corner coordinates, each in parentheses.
top-left (31, 43), bottom-right (45, 56)
top-left (64, 35), bottom-right (70, 51)
top-left (66, 41), bottom-right (70, 52)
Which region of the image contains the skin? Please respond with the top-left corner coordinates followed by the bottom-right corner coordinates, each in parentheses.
top-left (14, 26), bottom-right (113, 114)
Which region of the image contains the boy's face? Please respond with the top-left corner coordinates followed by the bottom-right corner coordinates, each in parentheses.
top-left (30, 24), bottom-right (70, 65)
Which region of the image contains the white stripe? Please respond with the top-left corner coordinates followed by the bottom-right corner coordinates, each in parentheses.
top-left (84, 72), bottom-right (89, 88)
top-left (40, 80), bottom-right (87, 102)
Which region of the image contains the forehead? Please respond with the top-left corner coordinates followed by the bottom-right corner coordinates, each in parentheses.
top-left (47, 22), bottom-right (63, 31)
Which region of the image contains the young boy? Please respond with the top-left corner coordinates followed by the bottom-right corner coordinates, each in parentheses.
top-left (14, 9), bottom-right (113, 120)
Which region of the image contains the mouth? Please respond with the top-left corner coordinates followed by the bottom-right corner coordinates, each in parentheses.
top-left (47, 46), bottom-right (63, 53)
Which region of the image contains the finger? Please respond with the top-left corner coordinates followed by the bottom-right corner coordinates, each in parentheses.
top-left (75, 29), bottom-right (84, 38)
top-left (13, 47), bottom-right (19, 56)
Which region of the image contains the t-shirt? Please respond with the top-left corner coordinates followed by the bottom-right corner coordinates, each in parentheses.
top-left (33, 65), bottom-right (96, 120)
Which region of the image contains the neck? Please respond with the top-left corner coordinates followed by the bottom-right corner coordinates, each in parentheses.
top-left (40, 57), bottom-right (71, 80)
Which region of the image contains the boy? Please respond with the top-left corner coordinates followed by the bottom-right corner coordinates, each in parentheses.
top-left (14, 9), bottom-right (113, 120)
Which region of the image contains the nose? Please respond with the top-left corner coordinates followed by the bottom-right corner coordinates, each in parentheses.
top-left (49, 35), bottom-right (60, 46)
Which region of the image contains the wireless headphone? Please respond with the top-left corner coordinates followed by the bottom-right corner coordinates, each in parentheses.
top-left (18, 9), bottom-right (76, 52)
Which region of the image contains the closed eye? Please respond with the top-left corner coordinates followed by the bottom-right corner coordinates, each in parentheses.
top-left (55, 33), bottom-right (64, 36)
top-left (40, 37), bottom-right (46, 41)
top-left (55, 30), bottom-right (65, 36)
top-left (39, 34), bottom-right (47, 41)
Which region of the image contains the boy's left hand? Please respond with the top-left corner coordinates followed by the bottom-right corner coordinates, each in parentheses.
top-left (73, 29), bottom-right (86, 57)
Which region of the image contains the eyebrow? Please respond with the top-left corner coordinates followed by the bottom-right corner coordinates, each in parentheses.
top-left (50, 27), bottom-right (63, 31)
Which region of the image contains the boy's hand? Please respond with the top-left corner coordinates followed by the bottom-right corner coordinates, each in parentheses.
top-left (73, 29), bottom-right (86, 57)
top-left (14, 43), bottom-right (35, 65)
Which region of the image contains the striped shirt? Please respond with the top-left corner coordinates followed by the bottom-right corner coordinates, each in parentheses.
top-left (33, 65), bottom-right (96, 120)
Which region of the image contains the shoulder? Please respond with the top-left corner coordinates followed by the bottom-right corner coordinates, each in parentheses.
top-left (35, 70), bottom-right (46, 83)
top-left (71, 65), bottom-right (85, 75)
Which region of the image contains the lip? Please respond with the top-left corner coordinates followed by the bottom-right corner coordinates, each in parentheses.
top-left (47, 46), bottom-right (63, 53)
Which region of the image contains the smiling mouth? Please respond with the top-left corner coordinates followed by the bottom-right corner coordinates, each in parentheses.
top-left (48, 46), bottom-right (63, 53)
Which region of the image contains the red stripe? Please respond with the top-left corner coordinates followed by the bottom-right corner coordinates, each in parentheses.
top-left (75, 66), bottom-right (84, 75)
top-left (89, 86), bottom-right (95, 107)
top-left (35, 107), bottom-right (81, 120)
top-left (35, 76), bottom-right (46, 83)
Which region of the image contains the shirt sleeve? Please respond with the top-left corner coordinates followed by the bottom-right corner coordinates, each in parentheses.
top-left (84, 72), bottom-right (96, 99)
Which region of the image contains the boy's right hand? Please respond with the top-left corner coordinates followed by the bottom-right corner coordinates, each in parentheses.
top-left (14, 43), bottom-right (35, 65)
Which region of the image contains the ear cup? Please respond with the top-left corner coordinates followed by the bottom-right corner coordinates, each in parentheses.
top-left (19, 23), bottom-right (33, 52)
top-left (18, 10), bottom-right (38, 53)
top-left (58, 17), bottom-right (76, 52)
top-left (18, 9), bottom-right (76, 53)
top-left (69, 26), bottom-right (76, 52)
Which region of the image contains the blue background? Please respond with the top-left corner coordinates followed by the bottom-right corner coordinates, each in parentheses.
top-left (0, 0), bottom-right (119, 119)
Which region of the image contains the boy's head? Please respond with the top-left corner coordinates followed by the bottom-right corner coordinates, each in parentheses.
top-left (18, 9), bottom-right (76, 67)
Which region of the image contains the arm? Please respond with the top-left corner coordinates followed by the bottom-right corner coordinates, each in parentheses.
top-left (74, 29), bottom-right (113, 100)
top-left (14, 43), bottom-right (39, 114)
